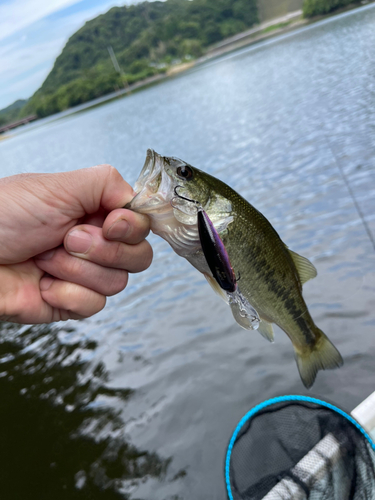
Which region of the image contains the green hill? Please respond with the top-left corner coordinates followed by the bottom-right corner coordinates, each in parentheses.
top-left (302, 0), bottom-right (362, 16)
top-left (0, 99), bottom-right (28, 127)
top-left (21, 0), bottom-right (258, 119)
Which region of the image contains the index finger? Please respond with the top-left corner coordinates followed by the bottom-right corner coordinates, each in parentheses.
top-left (103, 209), bottom-right (150, 244)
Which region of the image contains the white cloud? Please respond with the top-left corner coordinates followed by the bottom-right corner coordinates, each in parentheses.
top-left (0, 2), bottom-right (118, 85)
top-left (0, 0), bottom-right (155, 108)
top-left (0, 67), bottom-right (48, 105)
top-left (0, 38), bottom-right (62, 81)
top-left (0, 0), bottom-right (83, 42)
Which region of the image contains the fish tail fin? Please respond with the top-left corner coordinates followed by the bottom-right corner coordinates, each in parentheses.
top-left (295, 328), bottom-right (343, 389)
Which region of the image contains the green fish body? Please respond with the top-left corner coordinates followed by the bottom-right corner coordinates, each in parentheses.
top-left (127, 150), bottom-right (343, 387)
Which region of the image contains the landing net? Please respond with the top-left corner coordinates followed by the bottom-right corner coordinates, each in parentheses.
top-left (225, 395), bottom-right (375, 500)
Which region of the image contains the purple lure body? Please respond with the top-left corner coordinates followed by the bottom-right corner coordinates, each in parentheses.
top-left (197, 208), bottom-right (237, 292)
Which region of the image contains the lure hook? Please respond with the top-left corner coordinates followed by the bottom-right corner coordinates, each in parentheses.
top-left (173, 185), bottom-right (200, 206)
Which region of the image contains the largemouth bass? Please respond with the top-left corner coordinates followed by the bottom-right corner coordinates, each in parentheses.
top-left (127, 150), bottom-right (343, 387)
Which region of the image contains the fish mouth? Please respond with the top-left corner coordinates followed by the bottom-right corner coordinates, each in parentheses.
top-left (133, 149), bottom-right (158, 194)
top-left (126, 149), bottom-right (173, 213)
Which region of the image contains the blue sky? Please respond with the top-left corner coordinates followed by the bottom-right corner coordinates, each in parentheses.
top-left (0, 0), bottom-right (150, 110)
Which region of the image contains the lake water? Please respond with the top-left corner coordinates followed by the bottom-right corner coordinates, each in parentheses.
top-left (1, 5), bottom-right (375, 499)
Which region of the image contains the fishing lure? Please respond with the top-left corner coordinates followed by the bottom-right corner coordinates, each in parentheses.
top-left (197, 208), bottom-right (237, 293)
top-left (173, 186), bottom-right (260, 330)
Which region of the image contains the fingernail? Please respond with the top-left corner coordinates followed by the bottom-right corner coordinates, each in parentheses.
top-left (66, 230), bottom-right (93, 254)
top-left (37, 249), bottom-right (55, 261)
top-left (40, 277), bottom-right (54, 291)
top-left (107, 219), bottom-right (130, 240)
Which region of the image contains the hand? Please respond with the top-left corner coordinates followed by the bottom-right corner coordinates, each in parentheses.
top-left (0, 165), bottom-right (152, 324)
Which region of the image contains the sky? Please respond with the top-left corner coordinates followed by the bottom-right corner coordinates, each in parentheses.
top-left (0, 0), bottom-right (150, 110)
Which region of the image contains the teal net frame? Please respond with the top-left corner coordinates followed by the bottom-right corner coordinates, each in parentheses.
top-left (225, 395), bottom-right (375, 500)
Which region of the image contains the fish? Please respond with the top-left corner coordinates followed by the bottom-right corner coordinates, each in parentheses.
top-left (126, 149), bottom-right (343, 388)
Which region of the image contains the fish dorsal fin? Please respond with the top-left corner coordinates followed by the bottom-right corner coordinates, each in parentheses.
top-left (288, 249), bottom-right (317, 284)
top-left (204, 273), bottom-right (229, 304)
top-left (257, 321), bottom-right (274, 343)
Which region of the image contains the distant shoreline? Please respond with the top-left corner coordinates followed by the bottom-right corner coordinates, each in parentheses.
top-left (186, 0), bottom-right (375, 65)
top-left (2, 0), bottom-right (374, 140)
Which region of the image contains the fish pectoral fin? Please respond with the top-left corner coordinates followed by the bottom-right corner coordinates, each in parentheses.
top-left (288, 249), bottom-right (317, 285)
top-left (294, 328), bottom-right (343, 388)
top-left (257, 320), bottom-right (274, 343)
top-left (204, 273), bottom-right (229, 304)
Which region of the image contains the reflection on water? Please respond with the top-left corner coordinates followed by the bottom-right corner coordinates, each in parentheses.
top-left (0, 4), bottom-right (375, 499)
top-left (0, 322), bottom-right (176, 499)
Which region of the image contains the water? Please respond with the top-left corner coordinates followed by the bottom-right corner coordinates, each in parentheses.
top-left (1, 5), bottom-right (375, 499)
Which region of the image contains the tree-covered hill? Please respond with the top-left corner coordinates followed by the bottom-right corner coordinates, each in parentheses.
top-left (0, 99), bottom-right (28, 127)
top-left (303, 0), bottom-right (363, 16)
top-left (20, 0), bottom-right (257, 119)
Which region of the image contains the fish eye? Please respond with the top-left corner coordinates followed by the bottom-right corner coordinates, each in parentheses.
top-left (176, 165), bottom-right (193, 180)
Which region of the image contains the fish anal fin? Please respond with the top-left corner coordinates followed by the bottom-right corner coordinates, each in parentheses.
top-left (257, 321), bottom-right (274, 343)
top-left (288, 249), bottom-right (317, 285)
top-left (295, 328), bottom-right (343, 388)
top-left (204, 273), bottom-right (229, 304)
